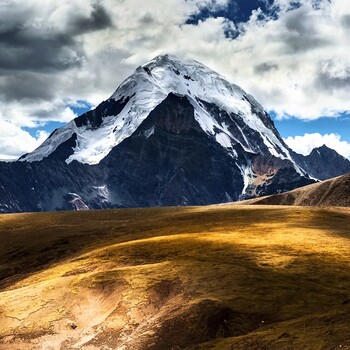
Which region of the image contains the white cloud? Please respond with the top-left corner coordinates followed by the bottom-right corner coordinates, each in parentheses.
top-left (284, 133), bottom-right (350, 159)
top-left (232, 0), bottom-right (350, 120)
top-left (0, 121), bottom-right (49, 160)
top-left (1, 0), bottom-right (350, 158)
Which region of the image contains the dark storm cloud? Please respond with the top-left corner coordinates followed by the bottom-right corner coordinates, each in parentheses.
top-left (0, 1), bottom-right (114, 107)
top-left (0, 26), bottom-right (82, 72)
top-left (68, 3), bottom-right (114, 35)
top-left (139, 14), bottom-right (154, 25)
top-left (254, 62), bottom-right (278, 74)
top-left (0, 3), bottom-right (113, 73)
top-left (317, 71), bottom-right (350, 91)
top-left (283, 34), bottom-right (329, 53)
top-left (0, 70), bottom-right (58, 102)
top-left (279, 8), bottom-right (331, 53)
top-left (0, 5), bottom-right (77, 73)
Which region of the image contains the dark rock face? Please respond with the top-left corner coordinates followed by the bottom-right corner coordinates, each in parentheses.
top-left (47, 134), bottom-right (78, 161)
top-left (246, 155), bottom-right (314, 198)
top-left (0, 159), bottom-right (104, 212)
top-left (0, 94), bottom-right (318, 213)
top-left (292, 145), bottom-right (350, 180)
top-left (101, 93), bottom-right (245, 206)
top-left (74, 96), bottom-right (132, 128)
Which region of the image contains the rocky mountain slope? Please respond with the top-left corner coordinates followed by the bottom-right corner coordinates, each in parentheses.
top-left (238, 173), bottom-right (350, 207)
top-left (292, 145), bottom-right (350, 181)
top-left (0, 55), bottom-right (349, 212)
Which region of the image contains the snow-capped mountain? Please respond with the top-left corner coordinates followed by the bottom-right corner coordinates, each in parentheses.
top-left (1, 55), bottom-right (349, 213)
top-left (21, 55), bottom-right (299, 167)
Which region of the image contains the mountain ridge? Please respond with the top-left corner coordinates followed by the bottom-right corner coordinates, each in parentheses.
top-left (236, 172), bottom-right (350, 207)
top-left (19, 55), bottom-right (301, 170)
top-left (292, 144), bottom-right (350, 180)
top-left (0, 54), bottom-right (349, 212)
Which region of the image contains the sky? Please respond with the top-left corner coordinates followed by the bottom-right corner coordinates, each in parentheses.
top-left (0, 0), bottom-right (350, 160)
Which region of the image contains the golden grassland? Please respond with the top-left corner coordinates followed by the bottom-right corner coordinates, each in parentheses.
top-left (0, 205), bottom-right (350, 349)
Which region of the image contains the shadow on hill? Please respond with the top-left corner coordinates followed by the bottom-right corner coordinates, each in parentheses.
top-left (1, 206), bottom-right (349, 292)
top-left (1, 206), bottom-right (350, 349)
top-left (292, 207), bottom-right (350, 240)
top-left (0, 206), bottom-right (290, 289)
top-left (79, 224), bottom-right (350, 349)
top-left (136, 238), bottom-right (350, 348)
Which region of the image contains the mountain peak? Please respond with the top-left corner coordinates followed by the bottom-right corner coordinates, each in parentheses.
top-left (7, 56), bottom-right (347, 212)
top-left (311, 144), bottom-right (344, 158)
top-left (293, 143), bottom-right (350, 180)
top-left (315, 144), bottom-right (331, 151)
top-left (142, 54), bottom-right (201, 68)
top-left (143, 53), bottom-right (183, 65)
top-left (20, 55), bottom-right (296, 169)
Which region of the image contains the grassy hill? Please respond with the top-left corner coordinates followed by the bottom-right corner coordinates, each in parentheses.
top-left (1, 205), bottom-right (350, 349)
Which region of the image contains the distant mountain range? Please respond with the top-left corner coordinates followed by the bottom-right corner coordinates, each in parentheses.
top-left (1, 54), bottom-right (349, 213)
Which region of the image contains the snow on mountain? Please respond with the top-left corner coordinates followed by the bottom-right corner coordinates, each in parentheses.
top-left (20, 54), bottom-right (298, 170)
top-left (8, 55), bottom-right (350, 212)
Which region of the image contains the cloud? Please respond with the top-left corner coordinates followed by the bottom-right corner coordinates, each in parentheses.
top-left (0, 120), bottom-right (49, 160)
top-left (1, 0), bottom-right (350, 158)
top-left (341, 14), bottom-right (350, 28)
top-left (316, 59), bottom-right (350, 90)
top-left (68, 3), bottom-right (114, 35)
top-left (284, 133), bottom-right (350, 159)
top-left (254, 62), bottom-right (279, 74)
top-left (204, 0), bottom-right (350, 120)
top-left (0, 4), bottom-right (82, 73)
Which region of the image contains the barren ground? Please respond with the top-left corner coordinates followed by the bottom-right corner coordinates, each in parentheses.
top-left (1, 205), bottom-right (350, 349)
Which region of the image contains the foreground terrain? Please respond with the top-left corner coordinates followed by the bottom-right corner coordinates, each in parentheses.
top-left (1, 205), bottom-right (350, 349)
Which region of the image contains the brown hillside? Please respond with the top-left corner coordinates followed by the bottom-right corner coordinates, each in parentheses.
top-left (240, 173), bottom-right (350, 207)
top-left (1, 205), bottom-right (350, 349)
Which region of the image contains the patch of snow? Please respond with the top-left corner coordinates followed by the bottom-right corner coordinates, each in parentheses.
top-left (225, 192), bottom-right (233, 202)
top-left (237, 164), bottom-right (254, 196)
top-left (69, 193), bottom-right (90, 211)
top-left (215, 133), bottom-right (232, 149)
top-left (19, 122), bottom-right (76, 162)
top-left (91, 185), bottom-right (110, 203)
top-left (144, 126), bottom-right (155, 139)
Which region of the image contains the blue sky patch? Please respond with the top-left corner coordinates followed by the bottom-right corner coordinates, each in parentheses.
top-left (273, 112), bottom-right (350, 143)
top-left (186, 0), bottom-right (275, 30)
top-left (69, 100), bottom-right (94, 117)
top-left (24, 121), bottom-right (66, 138)
top-left (24, 101), bottom-right (93, 138)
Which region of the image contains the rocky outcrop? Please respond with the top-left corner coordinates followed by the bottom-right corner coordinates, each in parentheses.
top-left (242, 173), bottom-right (350, 207)
top-left (292, 145), bottom-right (350, 180)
